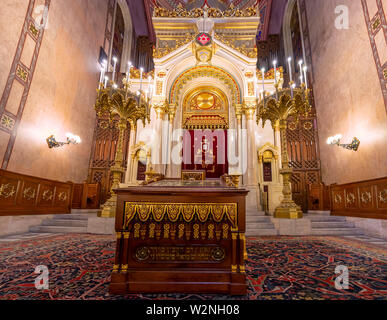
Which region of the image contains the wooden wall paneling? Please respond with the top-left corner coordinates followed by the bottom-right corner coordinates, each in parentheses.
top-left (331, 177), bottom-right (387, 219)
top-left (0, 169), bottom-right (72, 216)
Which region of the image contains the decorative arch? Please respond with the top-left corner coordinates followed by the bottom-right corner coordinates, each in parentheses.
top-left (169, 66), bottom-right (242, 106)
top-left (117, 0), bottom-right (133, 73)
top-left (282, 0), bottom-right (305, 71)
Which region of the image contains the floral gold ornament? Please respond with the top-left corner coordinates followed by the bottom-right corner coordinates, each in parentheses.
top-left (334, 193), bottom-right (343, 204)
top-left (0, 183), bottom-right (16, 199)
top-left (378, 190), bottom-right (387, 203)
top-left (58, 192), bottom-right (68, 202)
top-left (361, 191), bottom-right (372, 204)
top-left (42, 189), bottom-right (53, 201)
top-left (346, 193), bottom-right (356, 205)
top-left (23, 187), bottom-right (36, 201)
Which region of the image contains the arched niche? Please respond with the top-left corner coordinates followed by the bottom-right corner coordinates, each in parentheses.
top-left (130, 141), bottom-right (151, 184)
top-left (257, 143), bottom-right (283, 214)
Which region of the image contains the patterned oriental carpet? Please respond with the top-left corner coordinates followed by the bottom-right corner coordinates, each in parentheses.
top-left (0, 234), bottom-right (386, 300)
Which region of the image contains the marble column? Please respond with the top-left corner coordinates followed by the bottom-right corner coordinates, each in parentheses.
top-left (166, 104), bottom-right (177, 178)
top-left (242, 101), bottom-right (262, 213)
top-left (235, 104), bottom-right (243, 178)
top-left (124, 121), bottom-right (137, 184)
top-left (243, 102), bottom-right (258, 186)
top-left (153, 103), bottom-right (166, 174)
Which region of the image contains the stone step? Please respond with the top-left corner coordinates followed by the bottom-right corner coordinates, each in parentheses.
top-left (246, 229), bottom-right (279, 236)
top-left (71, 209), bottom-right (99, 214)
top-left (30, 225), bottom-right (87, 233)
top-left (246, 222), bottom-right (276, 230)
top-left (311, 221), bottom-right (355, 229)
top-left (42, 219), bottom-right (88, 227)
top-left (246, 216), bottom-right (272, 223)
top-left (246, 211), bottom-right (266, 217)
top-left (53, 214), bottom-right (89, 220)
top-left (307, 210), bottom-right (330, 216)
top-left (310, 228), bottom-right (364, 236)
top-left (307, 216), bottom-right (347, 222)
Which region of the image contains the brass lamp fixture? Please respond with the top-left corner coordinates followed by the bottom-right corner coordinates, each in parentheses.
top-left (327, 134), bottom-right (360, 151)
top-left (46, 133), bottom-right (81, 149)
top-left (95, 59), bottom-right (151, 218)
top-left (256, 58), bottom-right (311, 219)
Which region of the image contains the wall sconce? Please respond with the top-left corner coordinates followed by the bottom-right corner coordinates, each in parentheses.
top-left (327, 134), bottom-right (360, 151)
top-left (46, 132), bottom-right (81, 149)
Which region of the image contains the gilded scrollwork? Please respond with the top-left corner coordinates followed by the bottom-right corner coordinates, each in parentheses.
top-left (360, 191), bottom-right (372, 204)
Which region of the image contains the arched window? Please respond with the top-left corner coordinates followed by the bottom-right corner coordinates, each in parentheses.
top-left (282, 0), bottom-right (305, 76)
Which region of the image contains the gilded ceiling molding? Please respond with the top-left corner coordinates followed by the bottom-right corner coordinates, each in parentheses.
top-left (169, 65), bottom-right (242, 106)
top-left (153, 3), bottom-right (259, 18)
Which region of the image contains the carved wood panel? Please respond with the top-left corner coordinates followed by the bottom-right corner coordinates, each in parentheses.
top-left (87, 117), bottom-right (130, 205)
top-left (287, 116), bottom-right (321, 212)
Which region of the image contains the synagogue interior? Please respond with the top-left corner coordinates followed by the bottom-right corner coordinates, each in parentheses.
top-left (0, 0), bottom-right (386, 301)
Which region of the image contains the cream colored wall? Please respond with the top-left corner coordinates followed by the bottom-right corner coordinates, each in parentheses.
top-left (0, 0), bottom-right (107, 183)
top-left (305, 0), bottom-right (387, 185)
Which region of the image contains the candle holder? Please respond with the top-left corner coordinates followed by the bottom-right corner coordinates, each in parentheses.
top-left (95, 77), bottom-right (151, 218)
top-left (257, 83), bottom-right (311, 219)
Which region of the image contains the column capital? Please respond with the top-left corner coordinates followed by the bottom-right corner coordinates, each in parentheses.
top-left (242, 100), bottom-right (257, 121)
top-left (167, 103), bottom-right (177, 123)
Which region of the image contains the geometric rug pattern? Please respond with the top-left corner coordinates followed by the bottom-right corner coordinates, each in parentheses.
top-left (0, 234), bottom-right (386, 300)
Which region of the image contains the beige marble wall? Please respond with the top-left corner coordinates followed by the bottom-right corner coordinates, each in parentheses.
top-left (305, 0), bottom-right (387, 185)
top-left (0, 0), bottom-right (107, 183)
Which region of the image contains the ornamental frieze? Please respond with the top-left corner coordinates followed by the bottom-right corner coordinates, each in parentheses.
top-left (124, 202), bottom-right (238, 227)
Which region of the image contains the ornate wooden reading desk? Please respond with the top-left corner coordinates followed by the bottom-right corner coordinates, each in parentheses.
top-left (110, 179), bottom-right (249, 295)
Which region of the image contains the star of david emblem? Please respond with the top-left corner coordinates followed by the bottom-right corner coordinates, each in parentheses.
top-left (196, 33), bottom-right (211, 46)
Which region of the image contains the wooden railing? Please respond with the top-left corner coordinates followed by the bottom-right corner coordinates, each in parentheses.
top-left (0, 169), bottom-right (73, 216)
top-left (330, 177), bottom-right (387, 220)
